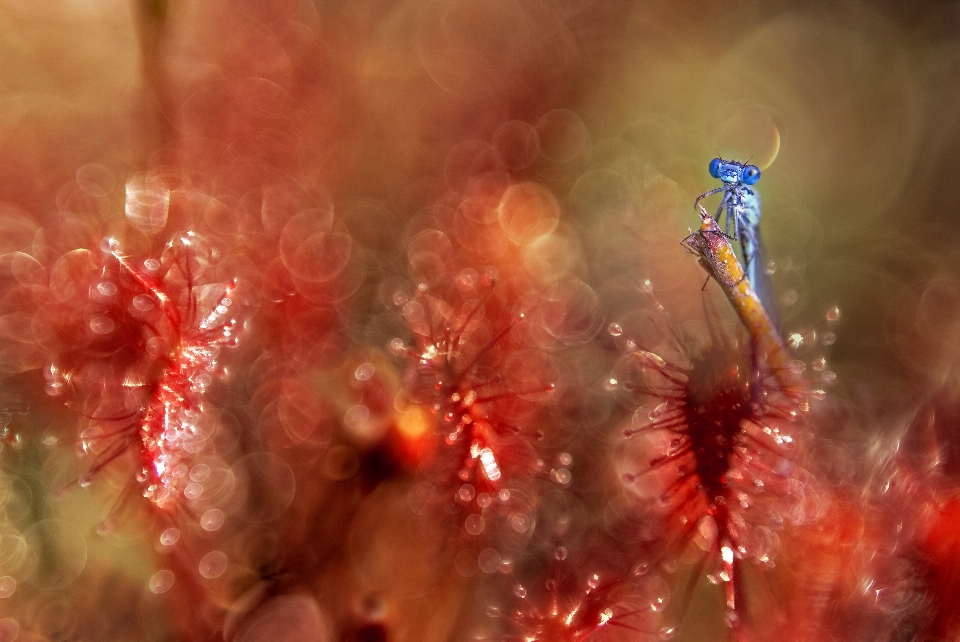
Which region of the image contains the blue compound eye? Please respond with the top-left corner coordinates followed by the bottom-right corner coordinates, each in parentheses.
top-left (708, 158), bottom-right (722, 178)
top-left (742, 165), bottom-right (761, 185)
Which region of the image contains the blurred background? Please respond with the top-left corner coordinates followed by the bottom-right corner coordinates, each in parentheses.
top-left (0, 0), bottom-right (959, 640)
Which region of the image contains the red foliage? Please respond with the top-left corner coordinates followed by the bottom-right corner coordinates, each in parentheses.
top-left (47, 233), bottom-right (243, 510)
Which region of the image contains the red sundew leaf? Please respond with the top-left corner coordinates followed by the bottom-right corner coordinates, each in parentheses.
top-left (48, 233), bottom-right (245, 512)
top-left (499, 563), bottom-right (668, 642)
top-left (391, 273), bottom-right (559, 545)
top-left (611, 312), bottom-right (818, 634)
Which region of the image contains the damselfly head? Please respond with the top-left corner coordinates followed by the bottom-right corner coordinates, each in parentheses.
top-left (708, 158), bottom-right (761, 186)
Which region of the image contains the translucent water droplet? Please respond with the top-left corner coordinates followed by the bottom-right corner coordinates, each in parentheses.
top-left (200, 509), bottom-right (225, 532)
top-left (89, 316), bottom-right (115, 335)
top-left (199, 551), bottom-right (228, 579)
top-left (355, 363), bottom-right (375, 381)
top-left (826, 307), bottom-right (841, 322)
top-left (96, 281), bottom-right (118, 297)
top-left (143, 259), bottom-right (161, 272)
top-left (608, 323), bottom-right (623, 337)
top-left (821, 370), bottom-right (837, 383)
top-left (509, 513), bottom-right (530, 533)
top-left (464, 514), bottom-right (485, 536)
top-left (0, 576), bottom-right (16, 598)
top-left (558, 452), bottom-right (572, 466)
top-left (78, 474), bottom-right (93, 488)
top-left (821, 332), bottom-right (837, 346)
top-left (498, 489), bottom-right (510, 501)
top-left (513, 584), bottom-right (527, 598)
top-left (159, 528), bottom-right (180, 546)
top-left (554, 546), bottom-right (568, 561)
top-left (587, 573), bottom-right (600, 589)
top-left (148, 570), bottom-right (175, 594)
top-left (189, 464), bottom-right (211, 482)
top-left (604, 378), bottom-right (619, 391)
top-left (100, 237), bottom-right (120, 253)
top-left (458, 484), bottom-right (476, 502)
top-left (658, 626), bottom-right (676, 640)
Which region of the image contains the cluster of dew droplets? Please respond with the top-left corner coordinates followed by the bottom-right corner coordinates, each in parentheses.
top-left (784, 306), bottom-right (842, 406)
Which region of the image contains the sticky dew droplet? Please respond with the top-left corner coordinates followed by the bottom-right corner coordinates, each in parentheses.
top-left (0, 576), bottom-right (16, 598)
top-left (355, 363), bottom-right (376, 381)
top-left (200, 509), bottom-right (225, 532)
top-left (509, 513), bottom-right (530, 533)
top-left (148, 570), bottom-right (175, 594)
top-left (159, 528), bottom-right (180, 546)
top-left (198, 551), bottom-right (228, 579)
top-left (464, 514), bottom-right (485, 536)
top-left (89, 316), bottom-right (115, 335)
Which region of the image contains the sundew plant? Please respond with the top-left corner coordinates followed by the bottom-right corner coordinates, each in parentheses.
top-left (0, 2), bottom-right (957, 642)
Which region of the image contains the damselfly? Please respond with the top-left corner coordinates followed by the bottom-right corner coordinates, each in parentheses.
top-left (694, 158), bottom-right (778, 328)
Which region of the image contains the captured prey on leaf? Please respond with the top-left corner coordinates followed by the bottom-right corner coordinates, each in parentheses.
top-left (695, 158), bottom-right (779, 330)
